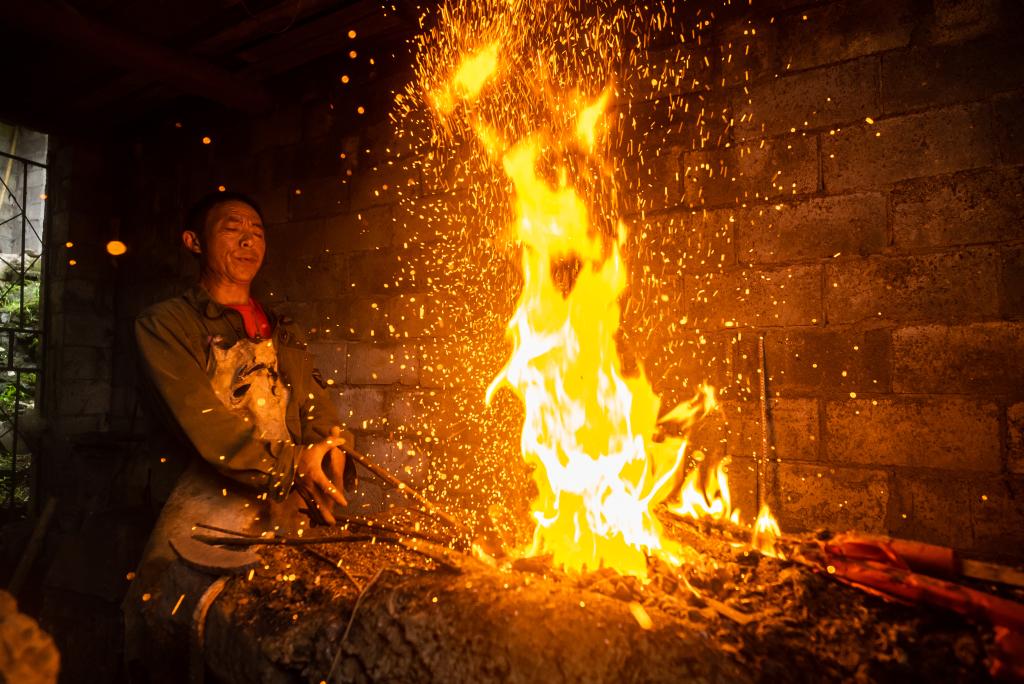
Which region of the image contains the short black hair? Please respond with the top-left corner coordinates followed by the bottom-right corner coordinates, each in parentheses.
top-left (185, 191), bottom-right (265, 241)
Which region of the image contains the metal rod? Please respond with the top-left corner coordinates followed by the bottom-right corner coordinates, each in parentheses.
top-left (191, 533), bottom-right (385, 547)
top-left (756, 335), bottom-right (770, 514)
top-left (326, 566), bottom-right (386, 681)
top-left (19, 158), bottom-right (27, 332)
top-left (0, 149), bottom-right (46, 169)
top-left (9, 369), bottom-right (20, 510)
top-left (300, 546), bottom-right (364, 591)
top-left (0, 325), bottom-right (45, 336)
top-left (5, 1), bottom-right (272, 111)
top-left (340, 443), bottom-right (469, 534)
top-left (29, 152), bottom-right (48, 515)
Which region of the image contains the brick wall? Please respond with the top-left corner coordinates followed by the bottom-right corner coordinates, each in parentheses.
top-left (70, 0), bottom-right (1024, 560)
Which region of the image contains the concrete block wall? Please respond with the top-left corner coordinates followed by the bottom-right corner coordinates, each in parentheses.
top-left (42, 141), bottom-right (120, 438)
top-left (622, 0), bottom-right (1024, 559)
top-left (90, 0), bottom-right (1024, 558)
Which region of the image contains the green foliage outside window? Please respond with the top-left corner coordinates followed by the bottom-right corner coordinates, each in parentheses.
top-left (0, 275), bottom-right (40, 508)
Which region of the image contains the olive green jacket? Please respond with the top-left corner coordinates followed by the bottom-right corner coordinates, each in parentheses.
top-left (135, 284), bottom-right (350, 501)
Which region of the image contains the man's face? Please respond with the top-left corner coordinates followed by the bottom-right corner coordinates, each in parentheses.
top-left (199, 200), bottom-right (266, 285)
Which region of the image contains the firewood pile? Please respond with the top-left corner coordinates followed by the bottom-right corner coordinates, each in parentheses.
top-left (194, 507), bottom-right (1017, 683)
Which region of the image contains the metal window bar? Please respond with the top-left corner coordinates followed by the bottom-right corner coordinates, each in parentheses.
top-left (0, 144), bottom-right (46, 518)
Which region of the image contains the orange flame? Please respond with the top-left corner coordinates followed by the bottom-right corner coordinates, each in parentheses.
top-left (427, 28), bottom-right (781, 577)
top-left (484, 129), bottom-right (696, 575)
top-left (752, 504), bottom-right (784, 558)
top-left (669, 456), bottom-right (740, 526)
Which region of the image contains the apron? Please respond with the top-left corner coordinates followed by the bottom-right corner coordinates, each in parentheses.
top-left (124, 336), bottom-right (308, 682)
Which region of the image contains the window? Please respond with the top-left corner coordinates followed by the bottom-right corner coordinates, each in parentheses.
top-left (0, 122), bottom-right (46, 518)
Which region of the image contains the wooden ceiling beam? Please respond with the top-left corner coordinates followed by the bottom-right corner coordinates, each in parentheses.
top-left (2, 0), bottom-right (272, 112)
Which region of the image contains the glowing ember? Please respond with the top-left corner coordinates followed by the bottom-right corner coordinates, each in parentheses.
top-left (415, 0), bottom-right (781, 577)
top-left (752, 504), bottom-right (784, 559)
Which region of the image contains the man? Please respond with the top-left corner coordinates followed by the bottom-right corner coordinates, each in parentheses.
top-left (124, 192), bottom-right (354, 681)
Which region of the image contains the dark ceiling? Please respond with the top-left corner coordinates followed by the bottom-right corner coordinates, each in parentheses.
top-left (0, 0), bottom-right (418, 136)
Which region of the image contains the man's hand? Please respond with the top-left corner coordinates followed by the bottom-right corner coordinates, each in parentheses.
top-left (294, 429), bottom-right (349, 525)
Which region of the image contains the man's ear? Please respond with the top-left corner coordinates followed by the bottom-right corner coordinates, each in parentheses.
top-left (182, 230), bottom-right (202, 254)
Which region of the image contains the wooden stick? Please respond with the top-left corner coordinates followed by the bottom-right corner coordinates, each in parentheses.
top-left (340, 444), bottom-right (469, 534)
top-left (660, 507), bottom-right (751, 544)
top-left (341, 568), bottom-right (385, 642)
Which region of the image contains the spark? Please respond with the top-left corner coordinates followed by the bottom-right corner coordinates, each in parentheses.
top-left (378, 0), bottom-right (799, 562)
top-left (171, 593), bottom-right (186, 616)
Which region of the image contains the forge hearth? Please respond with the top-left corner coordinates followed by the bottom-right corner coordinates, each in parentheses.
top-left (190, 508), bottom-right (1002, 683)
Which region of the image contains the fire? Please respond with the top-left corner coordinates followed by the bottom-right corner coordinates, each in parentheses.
top-left (451, 42), bottom-right (500, 100)
top-left (486, 148), bottom-right (688, 575)
top-left (752, 505), bottom-right (784, 559)
top-left (670, 457), bottom-right (740, 525)
top-left (430, 41), bottom-right (500, 113)
top-left (418, 2), bottom-right (782, 577)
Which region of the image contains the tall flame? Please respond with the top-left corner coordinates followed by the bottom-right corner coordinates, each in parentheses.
top-left (481, 97), bottom-right (696, 577)
top-left (423, 11), bottom-right (781, 577)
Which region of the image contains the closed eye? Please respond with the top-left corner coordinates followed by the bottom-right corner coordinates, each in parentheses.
top-left (240, 362), bottom-right (268, 378)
